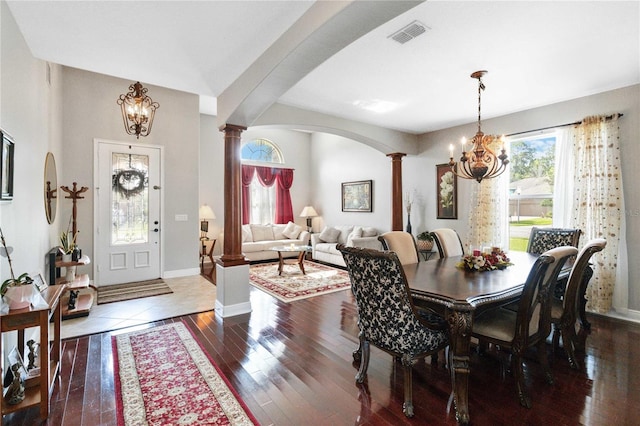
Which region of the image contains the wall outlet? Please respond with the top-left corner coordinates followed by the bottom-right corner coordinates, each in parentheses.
top-left (175, 214), bottom-right (188, 221)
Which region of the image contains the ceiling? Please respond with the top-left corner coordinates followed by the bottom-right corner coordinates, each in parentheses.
top-left (7, 1), bottom-right (639, 134)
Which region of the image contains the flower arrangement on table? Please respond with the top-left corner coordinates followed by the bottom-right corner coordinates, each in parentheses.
top-left (457, 249), bottom-right (513, 272)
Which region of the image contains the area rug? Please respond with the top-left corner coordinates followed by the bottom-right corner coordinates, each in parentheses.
top-left (250, 261), bottom-right (351, 303)
top-left (97, 279), bottom-right (173, 304)
top-left (113, 321), bottom-right (257, 426)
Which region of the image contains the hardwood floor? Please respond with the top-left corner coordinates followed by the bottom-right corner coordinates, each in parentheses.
top-left (5, 267), bottom-right (640, 425)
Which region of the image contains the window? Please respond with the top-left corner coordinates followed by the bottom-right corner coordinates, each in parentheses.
top-left (241, 138), bottom-right (283, 164)
top-left (508, 133), bottom-right (557, 251)
top-left (241, 139), bottom-right (284, 224)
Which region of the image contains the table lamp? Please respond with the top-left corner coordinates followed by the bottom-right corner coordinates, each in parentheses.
top-left (199, 204), bottom-right (215, 239)
top-left (299, 206), bottom-right (318, 232)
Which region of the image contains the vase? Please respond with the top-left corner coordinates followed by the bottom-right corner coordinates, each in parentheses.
top-left (417, 240), bottom-right (434, 251)
top-left (65, 265), bottom-right (76, 282)
top-left (406, 213), bottom-right (412, 234)
top-left (62, 253), bottom-right (72, 263)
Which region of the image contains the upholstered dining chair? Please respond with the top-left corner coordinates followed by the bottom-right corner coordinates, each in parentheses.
top-left (471, 245), bottom-right (578, 409)
top-left (550, 238), bottom-right (606, 369)
top-left (526, 227), bottom-right (582, 255)
top-left (337, 244), bottom-right (449, 418)
top-left (431, 228), bottom-right (464, 258)
top-left (378, 231), bottom-right (420, 265)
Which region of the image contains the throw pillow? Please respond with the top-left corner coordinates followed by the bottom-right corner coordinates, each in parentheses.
top-left (250, 224), bottom-right (274, 242)
top-left (319, 226), bottom-right (341, 243)
top-left (362, 227), bottom-right (378, 237)
top-left (242, 224), bottom-right (253, 242)
top-left (282, 221), bottom-right (303, 239)
top-left (346, 226), bottom-right (363, 247)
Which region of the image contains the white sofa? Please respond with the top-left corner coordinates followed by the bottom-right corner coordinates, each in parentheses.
top-left (311, 225), bottom-right (383, 267)
top-left (241, 223), bottom-right (310, 262)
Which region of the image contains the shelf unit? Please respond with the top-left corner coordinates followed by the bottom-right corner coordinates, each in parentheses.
top-left (0, 284), bottom-right (65, 424)
top-left (47, 248), bottom-right (94, 320)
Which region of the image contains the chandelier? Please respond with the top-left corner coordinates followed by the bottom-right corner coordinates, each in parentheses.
top-left (117, 81), bottom-right (159, 139)
top-left (448, 71), bottom-right (508, 183)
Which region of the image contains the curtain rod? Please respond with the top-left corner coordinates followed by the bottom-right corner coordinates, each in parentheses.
top-left (505, 113), bottom-right (623, 138)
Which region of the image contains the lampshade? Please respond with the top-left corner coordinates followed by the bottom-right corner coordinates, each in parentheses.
top-left (299, 206), bottom-right (318, 218)
top-left (199, 204), bottom-right (215, 220)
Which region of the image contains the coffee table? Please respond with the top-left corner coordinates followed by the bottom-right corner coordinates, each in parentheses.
top-left (270, 245), bottom-right (312, 276)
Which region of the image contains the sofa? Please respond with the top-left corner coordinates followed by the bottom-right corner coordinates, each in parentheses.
top-left (311, 225), bottom-right (383, 267)
top-left (241, 222), bottom-right (311, 262)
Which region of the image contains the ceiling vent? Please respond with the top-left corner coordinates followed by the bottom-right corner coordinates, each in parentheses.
top-left (388, 20), bottom-right (430, 44)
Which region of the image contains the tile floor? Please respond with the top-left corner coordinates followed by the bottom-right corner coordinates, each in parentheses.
top-left (58, 274), bottom-right (216, 340)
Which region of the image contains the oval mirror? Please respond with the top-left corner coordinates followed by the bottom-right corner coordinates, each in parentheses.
top-left (44, 152), bottom-right (57, 224)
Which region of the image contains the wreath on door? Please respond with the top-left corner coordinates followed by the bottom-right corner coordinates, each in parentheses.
top-left (112, 169), bottom-right (147, 197)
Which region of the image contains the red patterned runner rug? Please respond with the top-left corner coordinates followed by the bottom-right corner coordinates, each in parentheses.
top-left (113, 322), bottom-right (257, 425)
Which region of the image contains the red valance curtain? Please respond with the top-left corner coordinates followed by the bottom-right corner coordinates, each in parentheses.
top-left (241, 165), bottom-right (294, 224)
top-left (275, 169), bottom-right (294, 223)
top-left (255, 166), bottom-right (277, 187)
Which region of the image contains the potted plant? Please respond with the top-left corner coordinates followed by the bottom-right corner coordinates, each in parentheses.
top-left (416, 231), bottom-right (434, 251)
top-left (59, 231), bottom-right (77, 261)
top-left (0, 227), bottom-right (33, 309)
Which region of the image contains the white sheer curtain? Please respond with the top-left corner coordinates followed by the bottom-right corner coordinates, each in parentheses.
top-left (249, 175), bottom-right (276, 224)
top-left (466, 139), bottom-right (509, 251)
top-left (552, 129), bottom-right (574, 227)
top-left (569, 114), bottom-right (625, 313)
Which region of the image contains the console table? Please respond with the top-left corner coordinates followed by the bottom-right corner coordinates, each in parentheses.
top-left (0, 284), bottom-right (65, 424)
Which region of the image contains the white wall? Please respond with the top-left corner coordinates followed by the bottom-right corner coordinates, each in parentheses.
top-left (61, 67), bottom-right (201, 277)
top-left (0, 1), bottom-right (63, 281)
top-left (309, 132), bottom-right (392, 233)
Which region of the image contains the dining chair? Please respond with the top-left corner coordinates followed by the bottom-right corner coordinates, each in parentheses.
top-left (430, 228), bottom-right (464, 258)
top-left (377, 231), bottom-right (420, 265)
top-left (526, 227), bottom-right (582, 255)
top-left (471, 245), bottom-right (579, 408)
top-left (550, 238), bottom-right (606, 369)
top-left (337, 244), bottom-right (449, 418)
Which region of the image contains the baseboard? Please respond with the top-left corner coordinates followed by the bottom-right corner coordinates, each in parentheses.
top-left (214, 300), bottom-right (252, 318)
top-left (163, 268), bottom-right (201, 279)
top-left (604, 307), bottom-right (640, 325)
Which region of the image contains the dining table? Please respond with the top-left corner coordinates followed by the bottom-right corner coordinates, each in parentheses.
top-left (403, 251), bottom-right (541, 425)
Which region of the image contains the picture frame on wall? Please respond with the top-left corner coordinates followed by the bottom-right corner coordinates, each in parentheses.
top-left (436, 163), bottom-right (457, 219)
top-left (342, 180), bottom-right (373, 212)
top-left (0, 130), bottom-right (15, 201)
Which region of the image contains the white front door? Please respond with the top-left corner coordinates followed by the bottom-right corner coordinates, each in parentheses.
top-left (95, 140), bottom-right (162, 285)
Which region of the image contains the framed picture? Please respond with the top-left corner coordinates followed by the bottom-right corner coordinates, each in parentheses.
top-left (342, 180), bottom-right (373, 212)
top-left (436, 163), bottom-right (457, 219)
top-left (0, 130), bottom-right (15, 201)
top-left (32, 273), bottom-right (48, 292)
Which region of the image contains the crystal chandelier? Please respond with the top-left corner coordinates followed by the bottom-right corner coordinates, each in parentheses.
top-left (117, 81), bottom-right (159, 139)
top-left (448, 71), bottom-right (509, 183)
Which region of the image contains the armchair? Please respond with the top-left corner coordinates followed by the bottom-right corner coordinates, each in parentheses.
top-left (337, 244), bottom-right (448, 418)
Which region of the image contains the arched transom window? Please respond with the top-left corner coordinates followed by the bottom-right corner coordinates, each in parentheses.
top-left (241, 138), bottom-right (284, 164)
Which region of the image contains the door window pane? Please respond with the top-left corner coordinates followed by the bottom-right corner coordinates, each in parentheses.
top-left (112, 153), bottom-right (149, 244)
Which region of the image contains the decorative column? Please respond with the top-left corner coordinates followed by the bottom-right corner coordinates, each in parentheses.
top-left (215, 124), bottom-right (251, 318)
top-left (387, 153), bottom-right (406, 231)
top-left (218, 124), bottom-right (248, 267)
